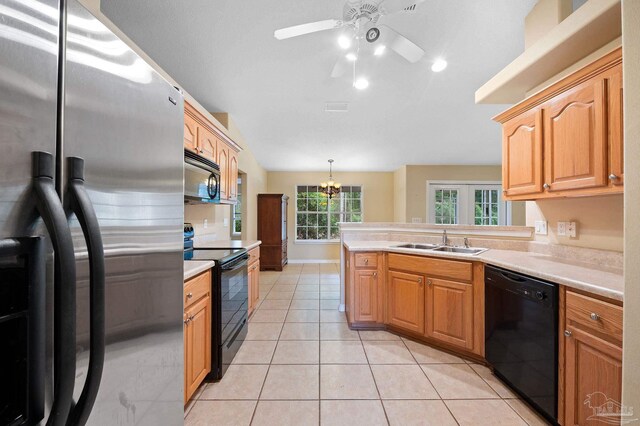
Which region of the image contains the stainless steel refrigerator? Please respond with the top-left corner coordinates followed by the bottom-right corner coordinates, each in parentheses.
top-left (0, 0), bottom-right (184, 424)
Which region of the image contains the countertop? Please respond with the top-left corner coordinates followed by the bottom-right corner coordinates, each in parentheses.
top-left (344, 241), bottom-right (624, 302)
top-left (194, 239), bottom-right (261, 250)
top-left (184, 260), bottom-right (216, 281)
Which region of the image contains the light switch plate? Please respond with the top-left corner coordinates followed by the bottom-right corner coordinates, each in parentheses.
top-left (223, 218), bottom-right (229, 227)
top-left (203, 219), bottom-right (208, 229)
top-left (535, 220), bottom-right (548, 235)
top-left (557, 222), bottom-right (567, 236)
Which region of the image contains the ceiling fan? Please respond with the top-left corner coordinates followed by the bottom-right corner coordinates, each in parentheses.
top-left (274, 0), bottom-right (427, 79)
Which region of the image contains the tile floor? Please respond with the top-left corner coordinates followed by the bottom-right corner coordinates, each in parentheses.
top-left (184, 263), bottom-right (551, 426)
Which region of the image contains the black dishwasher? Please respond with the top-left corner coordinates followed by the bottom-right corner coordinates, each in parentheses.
top-left (485, 265), bottom-right (558, 425)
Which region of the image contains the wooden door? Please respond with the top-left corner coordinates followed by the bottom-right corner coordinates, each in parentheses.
top-left (184, 114), bottom-right (199, 153)
top-left (544, 79), bottom-right (607, 192)
top-left (564, 326), bottom-right (622, 426)
top-left (425, 278), bottom-right (473, 350)
top-left (502, 108), bottom-right (543, 197)
top-left (217, 142), bottom-right (229, 200)
top-left (229, 150), bottom-right (239, 201)
top-left (354, 269), bottom-right (378, 323)
top-left (387, 270), bottom-right (425, 334)
top-left (608, 67), bottom-right (623, 186)
top-left (184, 296), bottom-right (211, 401)
top-left (198, 126), bottom-right (216, 162)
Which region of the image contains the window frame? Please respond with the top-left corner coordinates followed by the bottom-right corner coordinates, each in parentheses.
top-left (426, 181), bottom-right (510, 226)
top-left (294, 184), bottom-right (364, 244)
top-left (232, 177), bottom-right (242, 236)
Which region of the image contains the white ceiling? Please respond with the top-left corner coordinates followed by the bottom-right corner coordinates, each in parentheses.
top-left (102, 0), bottom-right (536, 172)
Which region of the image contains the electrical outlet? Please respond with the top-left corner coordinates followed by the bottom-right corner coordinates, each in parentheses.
top-left (203, 219), bottom-right (208, 229)
top-left (411, 217), bottom-right (422, 224)
top-left (223, 218), bottom-right (229, 227)
top-left (567, 221), bottom-right (577, 238)
top-left (557, 222), bottom-right (567, 236)
top-left (534, 220), bottom-right (548, 235)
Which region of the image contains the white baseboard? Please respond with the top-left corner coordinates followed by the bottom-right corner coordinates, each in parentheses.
top-left (287, 259), bottom-right (340, 264)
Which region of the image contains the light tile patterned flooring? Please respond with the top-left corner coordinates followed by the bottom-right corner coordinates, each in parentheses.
top-left (184, 263), bottom-right (550, 426)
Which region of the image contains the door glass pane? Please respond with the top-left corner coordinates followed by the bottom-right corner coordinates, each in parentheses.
top-left (474, 189), bottom-right (500, 226)
top-left (434, 189), bottom-right (458, 224)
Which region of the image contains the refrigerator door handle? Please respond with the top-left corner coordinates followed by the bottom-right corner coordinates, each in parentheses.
top-left (31, 152), bottom-right (77, 426)
top-left (65, 157), bottom-right (105, 426)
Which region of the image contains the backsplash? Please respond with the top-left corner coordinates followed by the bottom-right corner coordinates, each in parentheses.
top-left (184, 203), bottom-right (231, 240)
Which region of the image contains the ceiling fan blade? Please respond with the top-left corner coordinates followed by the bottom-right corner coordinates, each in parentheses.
top-left (274, 19), bottom-right (343, 40)
top-left (379, 0), bottom-right (426, 15)
top-left (379, 24), bottom-right (425, 63)
top-left (331, 56), bottom-right (349, 78)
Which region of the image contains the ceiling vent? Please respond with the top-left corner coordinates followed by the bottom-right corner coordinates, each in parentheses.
top-left (325, 102), bottom-right (349, 112)
top-left (404, 4), bottom-right (417, 12)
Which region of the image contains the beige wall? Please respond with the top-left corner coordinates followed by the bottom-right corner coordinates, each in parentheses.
top-left (622, 0), bottom-right (640, 411)
top-left (404, 165), bottom-right (526, 225)
top-left (526, 196), bottom-right (624, 252)
top-left (393, 166), bottom-right (407, 222)
top-left (266, 171), bottom-right (395, 261)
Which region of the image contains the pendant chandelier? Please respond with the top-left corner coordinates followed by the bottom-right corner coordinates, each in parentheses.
top-left (320, 159), bottom-right (341, 199)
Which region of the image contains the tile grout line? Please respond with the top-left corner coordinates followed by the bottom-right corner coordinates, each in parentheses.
top-left (358, 330), bottom-right (391, 425)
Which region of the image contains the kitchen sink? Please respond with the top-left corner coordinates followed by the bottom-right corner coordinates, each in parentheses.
top-left (394, 243), bottom-right (439, 250)
top-left (430, 246), bottom-right (488, 255)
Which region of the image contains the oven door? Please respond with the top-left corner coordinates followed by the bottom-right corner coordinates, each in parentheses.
top-left (219, 255), bottom-right (249, 376)
top-left (184, 155), bottom-right (220, 204)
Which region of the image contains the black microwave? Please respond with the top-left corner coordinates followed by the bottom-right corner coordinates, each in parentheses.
top-left (184, 150), bottom-right (221, 204)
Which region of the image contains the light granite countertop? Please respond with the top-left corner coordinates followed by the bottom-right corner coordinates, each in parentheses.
top-left (184, 260), bottom-right (215, 281)
top-left (344, 241), bottom-right (624, 302)
top-left (194, 239), bottom-right (261, 250)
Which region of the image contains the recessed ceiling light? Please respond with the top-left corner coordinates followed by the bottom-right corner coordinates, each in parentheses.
top-left (431, 58), bottom-right (447, 72)
top-left (338, 35), bottom-right (352, 49)
top-left (345, 52), bottom-right (358, 61)
top-left (353, 78), bottom-right (369, 90)
top-left (374, 45), bottom-right (386, 56)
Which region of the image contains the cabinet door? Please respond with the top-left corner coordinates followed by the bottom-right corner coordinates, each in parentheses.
top-left (184, 114), bottom-right (199, 153)
top-left (564, 326), bottom-right (622, 426)
top-left (198, 126), bottom-right (216, 162)
top-left (387, 270), bottom-right (425, 334)
top-left (354, 269), bottom-right (378, 323)
top-left (217, 142), bottom-right (229, 200)
top-left (608, 68), bottom-right (623, 186)
top-left (426, 278), bottom-right (473, 350)
top-left (502, 108), bottom-right (543, 197)
top-left (185, 296), bottom-right (211, 401)
top-left (544, 80), bottom-right (607, 192)
top-left (248, 261), bottom-right (260, 314)
top-left (229, 150), bottom-right (239, 201)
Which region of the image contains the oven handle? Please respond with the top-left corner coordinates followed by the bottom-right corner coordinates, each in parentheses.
top-left (221, 255), bottom-right (250, 271)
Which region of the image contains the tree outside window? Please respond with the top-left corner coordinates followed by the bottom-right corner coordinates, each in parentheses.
top-left (295, 185), bottom-right (362, 241)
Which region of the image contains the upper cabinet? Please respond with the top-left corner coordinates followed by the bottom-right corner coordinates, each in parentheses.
top-left (184, 101), bottom-right (241, 204)
top-left (495, 48), bottom-right (623, 201)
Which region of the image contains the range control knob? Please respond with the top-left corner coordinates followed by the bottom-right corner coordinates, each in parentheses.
top-left (535, 291), bottom-right (545, 301)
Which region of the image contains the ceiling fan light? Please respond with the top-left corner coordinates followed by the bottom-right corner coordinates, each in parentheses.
top-left (353, 78), bottom-right (369, 90)
top-left (374, 45), bottom-right (386, 56)
top-left (431, 58), bottom-right (448, 72)
top-left (345, 52), bottom-right (358, 61)
top-left (338, 35), bottom-right (352, 49)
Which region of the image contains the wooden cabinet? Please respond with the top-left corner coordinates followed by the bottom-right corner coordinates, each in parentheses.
top-left (387, 270), bottom-right (425, 335)
top-left (184, 270), bottom-right (212, 403)
top-left (354, 270), bottom-right (378, 323)
top-left (563, 291), bottom-right (623, 426)
top-left (495, 48), bottom-right (623, 200)
top-left (257, 194), bottom-right (288, 271)
top-left (247, 246), bottom-right (261, 315)
top-left (184, 101), bottom-right (241, 203)
top-left (346, 252), bottom-right (384, 325)
top-left (425, 277), bottom-right (474, 351)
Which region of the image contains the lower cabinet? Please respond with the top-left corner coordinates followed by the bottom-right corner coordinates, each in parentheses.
top-left (184, 270), bottom-right (212, 403)
top-left (248, 246), bottom-right (261, 315)
top-left (425, 277), bottom-right (474, 351)
top-left (563, 291), bottom-right (623, 425)
top-left (346, 252), bottom-right (383, 325)
top-left (387, 270), bottom-right (425, 334)
top-left (353, 269), bottom-right (378, 322)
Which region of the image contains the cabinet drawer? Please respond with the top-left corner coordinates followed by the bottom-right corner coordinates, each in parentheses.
top-left (355, 253), bottom-right (378, 268)
top-left (388, 253), bottom-right (473, 282)
top-left (248, 246), bottom-right (260, 264)
top-left (184, 270), bottom-right (211, 309)
top-left (566, 291), bottom-right (622, 343)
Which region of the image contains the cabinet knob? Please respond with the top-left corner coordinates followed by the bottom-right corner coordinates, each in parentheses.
top-left (427, 279), bottom-right (432, 286)
top-left (184, 318), bottom-right (191, 325)
top-left (609, 174), bottom-right (619, 181)
top-left (564, 330), bottom-right (572, 337)
top-left (364, 258), bottom-right (368, 264)
top-left (543, 183), bottom-right (550, 190)
top-left (373, 272), bottom-right (377, 277)
top-left (590, 312), bottom-right (600, 321)
top-left (187, 292), bottom-right (193, 299)
top-left (418, 278), bottom-right (422, 285)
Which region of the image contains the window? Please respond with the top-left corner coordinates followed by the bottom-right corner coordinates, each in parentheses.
top-left (428, 182), bottom-right (510, 226)
top-left (295, 185), bottom-right (362, 242)
top-left (232, 177), bottom-right (242, 235)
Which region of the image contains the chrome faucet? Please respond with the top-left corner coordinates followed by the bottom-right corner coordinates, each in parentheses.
top-left (442, 230), bottom-right (448, 246)
top-left (463, 237), bottom-right (470, 248)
